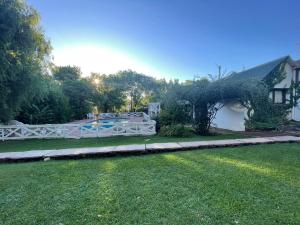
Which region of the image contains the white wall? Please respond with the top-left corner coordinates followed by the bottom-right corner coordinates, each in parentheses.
top-left (213, 102), bottom-right (247, 131)
top-left (278, 63), bottom-right (300, 121)
top-left (292, 100), bottom-right (300, 121)
top-left (274, 63), bottom-right (294, 88)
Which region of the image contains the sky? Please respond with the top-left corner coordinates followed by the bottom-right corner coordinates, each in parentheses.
top-left (27, 0), bottom-right (300, 80)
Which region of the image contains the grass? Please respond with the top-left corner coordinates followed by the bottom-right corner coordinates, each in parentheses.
top-left (1, 143), bottom-right (299, 225)
top-left (0, 134), bottom-right (245, 153)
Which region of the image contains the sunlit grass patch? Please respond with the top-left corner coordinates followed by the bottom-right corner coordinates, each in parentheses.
top-left (203, 155), bottom-right (274, 174)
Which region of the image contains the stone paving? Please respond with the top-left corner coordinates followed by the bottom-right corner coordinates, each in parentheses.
top-left (0, 136), bottom-right (299, 163)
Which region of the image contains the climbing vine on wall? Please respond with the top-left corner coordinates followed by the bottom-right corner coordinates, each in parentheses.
top-left (243, 61), bottom-right (300, 130)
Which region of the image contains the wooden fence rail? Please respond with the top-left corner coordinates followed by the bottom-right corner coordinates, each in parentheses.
top-left (0, 121), bottom-right (156, 141)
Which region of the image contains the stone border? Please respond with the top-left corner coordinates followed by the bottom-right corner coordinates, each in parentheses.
top-left (0, 136), bottom-right (299, 163)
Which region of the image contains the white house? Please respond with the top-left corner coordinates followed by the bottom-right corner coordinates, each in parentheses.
top-left (213, 56), bottom-right (300, 131)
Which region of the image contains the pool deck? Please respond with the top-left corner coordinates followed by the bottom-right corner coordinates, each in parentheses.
top-left (0, 135), bottom-right (299, 163)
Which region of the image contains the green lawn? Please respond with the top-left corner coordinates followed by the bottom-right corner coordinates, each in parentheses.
top-left (0, 134), bottom-right (245, 153)
top-left (1, 143), bottom-right (299, 225)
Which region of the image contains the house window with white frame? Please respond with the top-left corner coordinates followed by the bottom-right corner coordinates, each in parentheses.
top-left (272, 89), bottom-right (287, 104)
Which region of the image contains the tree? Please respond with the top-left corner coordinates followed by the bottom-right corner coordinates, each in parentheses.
top-left (183, 79), bottom-right (222, 135)
top-left (17, 77), bottom-right (70, 124)
top-left (62, 80), bottom-right (94, 120)
top-left (53, 66), bottom-right (81, 82)
top-left (109, 70), bottom-right (159, 111)
top-left (243, 81), bottom-right (289, 130)
top-left (52, 65), bottom-right (94, 120)
top-left (0, 0), bottom-right (51, 123)
top-left (88, 73), bottom-right (125, 113)
top-left (160, 78), bottom-right (222, 135)
top-left (159, 102), bottom-right (190, 126)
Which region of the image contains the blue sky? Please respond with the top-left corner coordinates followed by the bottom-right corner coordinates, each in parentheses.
top-left (28, 0), bottom-right (300, 80)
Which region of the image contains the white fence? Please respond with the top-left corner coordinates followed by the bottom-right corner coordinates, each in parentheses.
top-left (0, 121), bottom-right (156, 141)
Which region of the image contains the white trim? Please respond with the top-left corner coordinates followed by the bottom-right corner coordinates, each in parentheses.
top-left (0, 121), bottom-right (156, 141)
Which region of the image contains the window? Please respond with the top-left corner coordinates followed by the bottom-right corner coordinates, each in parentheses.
top-left (272, 89), bottom-right (287, 104)
top-left (282, 89), bottom-right (287, 104)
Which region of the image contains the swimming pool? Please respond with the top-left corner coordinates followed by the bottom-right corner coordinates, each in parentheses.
top-left (99, 118), bottom-right (128, 123)
top-left (82, 118), bottom-right (128, 130)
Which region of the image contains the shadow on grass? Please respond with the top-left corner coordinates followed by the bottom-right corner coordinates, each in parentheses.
top-left (161, 150), bottom-right (299, 224)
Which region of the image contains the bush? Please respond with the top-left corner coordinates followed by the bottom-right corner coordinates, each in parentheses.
top-left (159, 102), bottom-right (190, 127)
top-left (159, 124), bottom-right (195, 137)
top-left (243, 83), bottom-right (290, 131)
top-left (16, 78), bottom-right (71, 124)
top-left (152, 116), bottom-right (161, 132)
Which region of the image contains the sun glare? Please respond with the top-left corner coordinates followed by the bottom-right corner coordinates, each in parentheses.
top-left (52, 44), bottom-right (158, 77)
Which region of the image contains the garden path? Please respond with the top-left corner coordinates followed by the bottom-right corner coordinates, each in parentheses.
top-left (0, 136), bottom-right (299, 163)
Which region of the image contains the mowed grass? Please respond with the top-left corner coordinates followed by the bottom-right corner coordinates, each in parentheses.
top-left (1, 143), bottom-right (299, 225)
top-left (0, 134), bottom-right (245, 153)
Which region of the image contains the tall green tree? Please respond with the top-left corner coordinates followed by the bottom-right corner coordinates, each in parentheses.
top-left (62, 80), bottom-right (93, 120)
top-left (17, 76), bottom-right (70, 124)
top-left (0, 0), bottom-right (51, 123)
top-left (183, 79), bottom-right (222, 135)
top-left (52, 66), bottom-right (94, 120)
top-left (160, 78), bottom-right (223, 135)
top-left (88, 73), bottom-right (125, 113)
top-left (109, 70), bottom-right (159, 111)
top-left (53, 66), bottom-right (81, 81)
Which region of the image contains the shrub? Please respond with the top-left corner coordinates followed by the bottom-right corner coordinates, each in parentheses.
top-left (159, 124), bottom-right (195, 137)
top-left (159, 102), bottom-right (190, 127)
top-left (245, 102), bottom-right (289, 130)
top-left (152, 116), bottom-right (161, 132)
top-left (243, 82), bottom-right (290, 131)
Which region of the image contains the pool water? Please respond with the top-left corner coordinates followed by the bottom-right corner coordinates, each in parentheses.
top-left (99, 118), bottom-right (128, 124)
top-left (82, 118), bottom-right (128, 130)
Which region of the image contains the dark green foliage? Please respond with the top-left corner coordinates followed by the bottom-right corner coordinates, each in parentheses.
top-left (263, 61), bottom-right (287, 89)
top-left (16, 77), bottom-right (70, 124)
top-left (88, 73), bottom-right (125, 113)
top-left (289, 80), bottom-right (300, 108)
top-left (52, 65), bottom-right (94, 120)
top-left (157, 80), bottom-right (189, 131)
top-left (184, 79), bottom-right (222, 135)
top-left (152, 115), bottom-right (161, 132)
top-left (159, 102), bottom-right (190, 126)
top-left (62, 79), bottom-right (93, 120)
top-left (160, 78), bottom-right (222, 136)
top-left (108, 70), bottom-right (160, 111)
top-left (243, 82), bottom-right (289, 130)
top-left (53, 66), bottom-right (81, 81)
top-left (87, 70), bottom-right (163, 113)
top-left (0, 0), bottom-right (51, 123)
top-left (159, 124), bottom-right (195, 137)
top-left (94, 88), bottom-right (124, 113)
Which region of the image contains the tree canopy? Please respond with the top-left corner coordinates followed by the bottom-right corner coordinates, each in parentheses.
top-left (108, 70), bottom-right (160, 111)
top-left (0, 0), bottom-right (51, 122)
top-left (53, 66), bottom-right (81, 82)
top-left (52, 66), bottom-right (94, 120)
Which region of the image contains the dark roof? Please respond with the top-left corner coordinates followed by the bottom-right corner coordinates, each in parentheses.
top-left (225, 56), bottom-right (290, 82)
